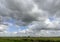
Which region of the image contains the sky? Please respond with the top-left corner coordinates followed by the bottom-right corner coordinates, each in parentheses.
top-left (0, 0), bottom-right (60, 37)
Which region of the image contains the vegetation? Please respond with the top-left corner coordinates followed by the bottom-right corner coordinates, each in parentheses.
top-left (0, 37), bottom-right (60, 42)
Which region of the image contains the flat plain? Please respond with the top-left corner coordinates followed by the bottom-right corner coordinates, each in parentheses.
top-left (0, 37), bottom-right (60, 42)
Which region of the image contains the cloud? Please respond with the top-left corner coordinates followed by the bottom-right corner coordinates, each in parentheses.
top-left (0, 0), bottom-right (60, 37)
top-left (0, 24), bottom-right (8, 32)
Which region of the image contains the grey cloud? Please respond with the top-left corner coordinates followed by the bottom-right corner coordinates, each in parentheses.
top-left (34, 0), bottom-right (60, 17)
top-left (0, 0), bottom-right (36, 26)
top-left (0, 0), bottom-right (60, 37)
top-left (0, 0), bottom-right (60, 26)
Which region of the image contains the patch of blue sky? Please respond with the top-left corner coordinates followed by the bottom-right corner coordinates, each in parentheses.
top-left (2, 17), bottom-right (27, 32)
top-left (49, 17), bottom-right (55, 21)
top-left (19, 26), bottom-right (27, 30)
top-left (7, 25), bottom-right (27, 32)
top-left (8, 18), bottom-right (15, 23)
top-left (3, 17), bottom-right (15, 24)
top-left (2, 18), bottom-right (17, 32)
top-left (7, 25), bottom-right (18, 32)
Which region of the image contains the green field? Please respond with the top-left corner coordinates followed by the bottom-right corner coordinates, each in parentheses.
top-left (0, 37), bottom-right (60, 42)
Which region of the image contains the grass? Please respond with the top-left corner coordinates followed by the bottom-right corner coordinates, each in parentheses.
top-left (0, 37), bottom-right (60, 42)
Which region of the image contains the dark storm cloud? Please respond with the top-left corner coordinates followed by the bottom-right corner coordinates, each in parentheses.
top-left (0, 0), bottom-right (60, 26)
top-left (0, 0), bottom-right (37, 26)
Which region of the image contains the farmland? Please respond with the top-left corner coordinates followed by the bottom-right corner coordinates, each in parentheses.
top-left (0, 37), bottom-right (60, 42)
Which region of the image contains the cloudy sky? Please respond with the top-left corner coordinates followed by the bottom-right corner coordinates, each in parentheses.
top-left (0, 0), bottom-right (60, 37)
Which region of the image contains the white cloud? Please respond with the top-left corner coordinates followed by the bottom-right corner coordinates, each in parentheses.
top-left (0, 24), bottom-right (8, 32)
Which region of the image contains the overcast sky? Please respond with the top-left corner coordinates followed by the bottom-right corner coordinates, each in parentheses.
top-left (0, 0), bottom-right (60, 37)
